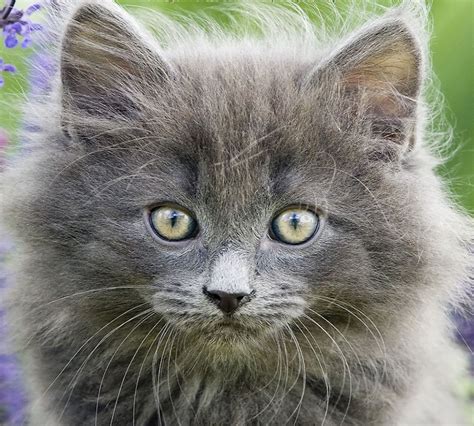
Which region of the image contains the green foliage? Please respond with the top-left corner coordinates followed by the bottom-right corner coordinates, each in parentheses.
top-left (430, 0), bottom-right (473, 213)
top-left (0, 0), bottom-right (472, 211)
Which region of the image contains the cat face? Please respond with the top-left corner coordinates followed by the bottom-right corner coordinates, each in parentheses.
top-left (8, 3), bottom-right (435, 357)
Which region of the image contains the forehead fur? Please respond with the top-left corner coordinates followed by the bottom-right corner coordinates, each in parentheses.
top-left (25, 1), bottom-right (431, 142)
top-left (48, 1), bottom-right (422, 201)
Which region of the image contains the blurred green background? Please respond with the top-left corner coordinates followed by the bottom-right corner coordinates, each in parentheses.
top-left (1, 0), bottom-right (472, 212)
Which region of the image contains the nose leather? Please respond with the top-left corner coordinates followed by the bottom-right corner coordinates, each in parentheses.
top-left (203, 288), bottom-right (250, 314)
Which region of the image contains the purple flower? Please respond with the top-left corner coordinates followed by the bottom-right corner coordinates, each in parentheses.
top-left (0, 335), bottom-right (26, 425)
top-left (0, 0), bottom-right (43, 87)
top-left (28, 51), bottom-right (55, 95)
top-left (4, 30), bottom-right (18, 48)
top-left (0, 58), bottom-right (17, 87)
top-left (21, 36), bottom-right (31, 48)
top-left (2, 63), bottom-right (16, 72)
top-left (25, 3), bottom-right (41, 16)
top-left (0, 235), bottom-right (26, 425)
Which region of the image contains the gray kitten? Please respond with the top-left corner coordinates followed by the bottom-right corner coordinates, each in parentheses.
top-left (1, 0), bottom-right (472, 425)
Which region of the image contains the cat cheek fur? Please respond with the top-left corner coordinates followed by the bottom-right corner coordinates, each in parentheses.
top-left (0, 1), bottom-right (472, 425)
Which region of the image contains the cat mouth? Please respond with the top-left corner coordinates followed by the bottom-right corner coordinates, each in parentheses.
top-left (212, 318), bottom-right (280, 345)
top-left (178, 315), bottom-right (268, 342)
top-left (218, 317), bottom-right (246, 327)
top-left (213, 318), bottom-right (257, 334)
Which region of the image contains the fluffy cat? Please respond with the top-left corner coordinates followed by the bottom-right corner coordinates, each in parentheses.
top-left (1, 0), bottom-right (472, 424)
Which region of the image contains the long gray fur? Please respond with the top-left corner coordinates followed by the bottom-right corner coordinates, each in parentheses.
top-left (0, 1), bottom-right (472, 425)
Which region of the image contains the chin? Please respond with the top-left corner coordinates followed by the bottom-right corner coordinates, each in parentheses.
top-left (173, 315), bottom-right (278, 366)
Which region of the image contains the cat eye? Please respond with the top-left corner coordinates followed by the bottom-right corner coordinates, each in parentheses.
top-left (148, 205), bottom-right (198, 242)
top-left (270, 207), bottom-right (320, 245)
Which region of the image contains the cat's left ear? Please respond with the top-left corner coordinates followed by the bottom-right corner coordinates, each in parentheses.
top-left (60, 2), bottom-right (173, 137)
top-left (307, 18), bottom-right (423, 153)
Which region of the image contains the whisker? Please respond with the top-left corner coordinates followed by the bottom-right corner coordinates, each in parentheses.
top-left (300, 313), bottom-right (353, 423)
top-left (28, 302), bottom-right (149, 420)
top-left (93, 310), bottom-right (155, 426)
top-left (310, 295), bottom-right (388, 391)
top-left (27, 286), bottom-right (153, 315)
top-left (285, 325), bottom-right (306, 425)
top-left (57, 308), bottom-right (152, 423)
top-left (132, 321), bottom-right (167, 426)
top-left (166, 331), bottom-right (182, 426)
top-left (110, 317), bottom-right (164, 426)
top-left (152, 323), bottom-right (173, 423)
top-left (304, 306), bottom-right (366, 392)
top-left (294, 318), bottom-right (331, 426)
top-left (248, 324), bottom-right (282, 420)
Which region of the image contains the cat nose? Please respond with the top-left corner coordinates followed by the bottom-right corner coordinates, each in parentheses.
top-left (203, 287), bottom-right (251, 314)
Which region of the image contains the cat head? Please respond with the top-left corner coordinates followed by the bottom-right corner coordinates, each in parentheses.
top-left (4, 1), bottom-right (470, 364)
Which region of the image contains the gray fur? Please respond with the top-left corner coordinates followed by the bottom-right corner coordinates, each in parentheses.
top-left (1, 1), bottom-right (472, 425)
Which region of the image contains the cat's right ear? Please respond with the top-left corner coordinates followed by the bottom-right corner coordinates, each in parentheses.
top-left (60, 1), bottom-right (173, 139)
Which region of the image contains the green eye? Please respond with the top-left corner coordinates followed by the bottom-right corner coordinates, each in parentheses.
top-left (149, 205), bottom-right (198, 242)
top-left (270, 207), bottom-right (320, 245)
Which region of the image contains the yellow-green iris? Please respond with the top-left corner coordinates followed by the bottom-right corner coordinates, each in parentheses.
top-left (149, 206), bottom-right (197, 241)
top-left (271, 208), bottom-right (319, 245)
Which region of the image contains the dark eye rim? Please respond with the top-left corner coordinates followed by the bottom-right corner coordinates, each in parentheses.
top-left (145, 203), bottom-right (199, 243)
top-left (268, 205), bottom-right (322, 246)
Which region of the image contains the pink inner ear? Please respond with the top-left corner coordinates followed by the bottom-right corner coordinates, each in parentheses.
top-left (335, 41), bottom-right (420, 148)
top-left (341, 40), bottom-right (420, 93)
top-left (339, 40), bottom-right (420, 118)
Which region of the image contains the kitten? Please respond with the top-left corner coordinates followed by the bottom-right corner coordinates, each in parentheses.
top-left (1, 0), bottom-right (472, 424)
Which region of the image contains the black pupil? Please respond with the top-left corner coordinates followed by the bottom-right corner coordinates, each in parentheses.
top-left (169, 211), bottom-right (179, 228)
top-left (289, 213), bottom-right (299, 230)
